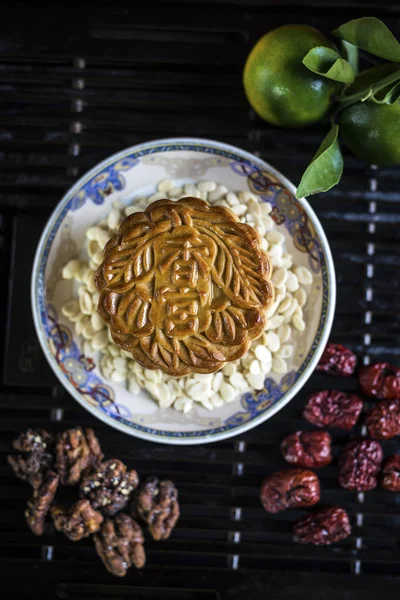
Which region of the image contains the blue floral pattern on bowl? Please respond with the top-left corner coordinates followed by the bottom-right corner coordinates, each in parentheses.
top-left (69, 157), bottom-right (139, 210)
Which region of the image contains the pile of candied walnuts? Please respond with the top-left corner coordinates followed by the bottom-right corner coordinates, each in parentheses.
top-left (7, 427), bottom-right (179, 576)
top-left (261, 345), bottom-right (400, 545)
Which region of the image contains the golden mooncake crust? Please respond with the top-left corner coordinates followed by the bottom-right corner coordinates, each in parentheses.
top-left (95, 197), bottom-right (274, 376)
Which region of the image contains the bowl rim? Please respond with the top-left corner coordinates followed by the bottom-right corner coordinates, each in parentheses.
top-left (31, 136), bottom-right (336, 445)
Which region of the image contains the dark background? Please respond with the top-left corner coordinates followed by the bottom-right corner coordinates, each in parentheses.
top-left (1, 1), bottom-right (400, 598)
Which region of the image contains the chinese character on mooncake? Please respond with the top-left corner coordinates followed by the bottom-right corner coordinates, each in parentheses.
top-left (95, 197), bottom-right (274, 376)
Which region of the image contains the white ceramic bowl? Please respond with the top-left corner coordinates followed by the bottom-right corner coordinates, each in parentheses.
top-left (31, 138), bottom-right (335, 445)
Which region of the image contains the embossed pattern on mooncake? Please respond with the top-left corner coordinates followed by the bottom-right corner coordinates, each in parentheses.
top-left (95, 197), bottom-right (274, 375)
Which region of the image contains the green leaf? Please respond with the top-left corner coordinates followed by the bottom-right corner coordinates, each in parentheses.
top-left (368, 80), bottom-right (400, 104)
top-left (302, 46), bottom-right (356, 83)
top-left (296, 124), bottom-right (343, 198)
top-left (341, 40), bottom-right (359, 75)
top-left (337, 64), bottom-right (400, 111)
top-left (332, 17), bottom-right (400, 62)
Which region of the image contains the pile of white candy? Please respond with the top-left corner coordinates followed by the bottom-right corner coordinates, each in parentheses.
top-left (61, 180), bottom-right (313, 413)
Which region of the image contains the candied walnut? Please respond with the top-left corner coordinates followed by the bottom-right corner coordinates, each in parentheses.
top-left (94, 513), bottom-right (145, 577)
top-left (294, 506), bottom-right (351, 546)
top-left (365, 398), bottom-right (400, 439)
top-left (317, 343), bottom-right (357, 377)
top-left (51, 499), bottom-right (104, 541)
top-left (8, 451), bottom-right (53, 489)
top-left (304, 390), bottom-right (363, 430)
top-left (13, 429), bottom-right (54, 454)
top-left (281, 431), bottom-right (332, 468)
top-left (132, 477), bottom-right (180, 541)
top-left (260, 469), bottom-right (320, 514)
top-left (25, 471), bottom-right (59, 536)
top-left (55, 427), bottom-right (103, 485)
top-left (381, 455), bottom-right (400, 492)
top-left (338, 439), bottom-right (383, 492)
top-left (80, 459), bottom-right (139, 516)
top-left (359, 362), bottom-right (400, 400)
top-left (8, 429), bottom-right (54, 488)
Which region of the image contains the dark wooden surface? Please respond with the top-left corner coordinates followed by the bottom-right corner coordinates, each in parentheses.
top-left (1, 1), bottom-right (400, 598)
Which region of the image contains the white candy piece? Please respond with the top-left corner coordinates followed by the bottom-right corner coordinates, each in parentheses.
top-left (209, 185), bottom-right (228, 203)
top-left (86, 226), bottom-right (110, 248)
top-left (210, 393), bottom-right (224, 408)
top-left (294, 287), bottom-right (307, 308)
top-left (254, 345), bottom-right (272, 363)
top-left (124, 205), bottom-right (140, 216)
top-left (79, 289), bottom-right (93, 315)
top-left (260, 202), bottom-right (272, 215)
top-left (230, 372), bottom-right (248, 390)
top-left (188, 381), bottom-right (212, 401)
top-left (220, 382), bottom-right (236, 403)
top-left (107, 207), bottom-right (121, 230)
top-left (266, 331), bottom-right (280, 353)
top-left (198, 180), bottom-right (217, 193)
top-left (113, 357), bottom-right (127, 372)
top-left (111, 370), bottom-right (126, 383)
top-left (278, 324), bottom-right (292, 343)
top-left (247, 373), bottom-right (265, 390)
top-left (292, 314), bottom-right (306, 331)
top-left (249, 359), bottom-right (261, 375)
top-left (223, 363), bottom-right (237, 376)
top-left (286, 271), bottom-right (299, 293)
top-left (226, 192), bottom-right (239, 206)
top-left (231, 203), bottom-right (247, 216)
top-left (157, 179), bottom-right (174, 193)
top-left (248, 197), bottom-right (261, 216)
top-left (128, 377), bottom-right (141, 396)
top-left (272, 357), bottom-right (287, 374)
top-left (277, 297), bottom-right (291, 313)
top-left (272, 267), bottom-right (288, 288)
top-left (149, 191), bottom-right (168, 202)
top-left (92, 330), bottom-right (109, 351)
top-left (91, 312), bottom-right (104, 332)
top-left (168, 186), bottom-right (183, 199)
top-left (294, 266), bottom-right (313, 285)
top-left (266, 231), bottom-right (285, 246)
top-left (212, 371), bottom-right (223, 392)
top-left (61, 299), bottom-right (80, 319)
top-left (62, 259), bottom-right (83, 279)
top-left (278, 344), bottom-right (294, 359)
top-left (266, 315), bottom-right (284, 330)
top-left (201, 398), bottom-right (214, 411)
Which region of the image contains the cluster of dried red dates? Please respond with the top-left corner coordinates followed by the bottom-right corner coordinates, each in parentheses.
top-left (260, 344), bottom-right (400, 545)
top-left (8, 427), bottom-right (180, 576)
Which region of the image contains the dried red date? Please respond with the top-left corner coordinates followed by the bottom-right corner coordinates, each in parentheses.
top-left (338, 439), bottom-right (383, 492)
top-left (304, 390), bottom-right (363, 430)
top-left (317, 343), bottom-right (357, 377)
top-left (25, 471), bottom-right (59, 536)
top-left (359, 363), bottom-right (400, 400)
top-left (381, 455), bottom-right (400, 492)
top-left (260, 469), bottom-right (320, 514)
top-left (281, 431), bottom-right (332, 468)
top-left (80, 459), bottom-right (139, 516)
top-left (365, 398), bottom-right (400, 439)
top-left (294, 506), bottom-right (351, 546)
top-left (94, 513), bottom-right (146, 577)
top-left (132, 477), bottom-right (180, 541)
top-left (55, 427), bottom-right (103, 486)
top-left (51, 499), bottom-right (104, 541)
